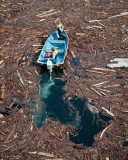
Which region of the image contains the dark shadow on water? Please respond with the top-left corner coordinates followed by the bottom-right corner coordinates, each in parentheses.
top-left (69, 97), bottom-right (113, 147)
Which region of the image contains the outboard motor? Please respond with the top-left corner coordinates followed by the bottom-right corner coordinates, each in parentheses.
top-left (47, 59), bottom-right (53, 72)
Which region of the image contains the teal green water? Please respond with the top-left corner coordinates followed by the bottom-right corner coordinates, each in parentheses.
top-left (31, 72), bottom-right (78, 128)
top-left (30, 71), bottom-right (112, 146)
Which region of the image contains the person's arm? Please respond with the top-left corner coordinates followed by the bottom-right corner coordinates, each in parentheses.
top-left (50, 53), bottom-right (55, 59)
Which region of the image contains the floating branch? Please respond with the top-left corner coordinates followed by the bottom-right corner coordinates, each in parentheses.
top-left (101, 107), bottom-right (114, 117)
top-left (0, 59), bottom-right (4, 65)
top-left (17, 71), bottom-right (24, 86)
top-left (89, 19), bottom-right (102, 23)
top-left (32, 44), bottom-right (43, 47)
top-left (92, 68), bottom-right (116, 72)
top-left (91, 87), bottom-right (102, 96)
top-left (0, 83), bottom-right (5, 102)
top-left (39, 19), bottom-right (46, 22)
top-left (28, 151), bottom-right (55, 157)
top-left (100, 124), bottom-right (112, 138)
top-left (97, 88), bottom-right (111, 93)
top-left (63, 69), bottom-right (67, 77)
top-left (67, 61), bottom-right (75, 72)
top-left (86, 25), bottom-right (102, 29)
top-left (108, 12), bottom-right (128, 19)
top-left (92, 81), bottom-right (109, 87)
top-left (86, 70), bottom-right (104, 74)
top-left (69, 50), bottom-right (76, 58)
top-left (36, 9), bottom-right (55, 17)
top-left (37, 10), bottom-right (61, 18)
top-left (48, 130), bottom-right (63, 141)
top-left (76, 33), bottom-right (86, 36)
top-left (89, 12), bottom-right (128, 22)
top-left (103, 84), bottom-right (120, 88)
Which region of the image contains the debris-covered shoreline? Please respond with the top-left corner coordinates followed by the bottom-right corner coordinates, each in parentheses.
top-left (0, 0), bottom-right (128, 159)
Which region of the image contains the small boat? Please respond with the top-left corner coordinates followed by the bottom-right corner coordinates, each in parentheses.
top-left (37, 29), bottom-right (69, 71)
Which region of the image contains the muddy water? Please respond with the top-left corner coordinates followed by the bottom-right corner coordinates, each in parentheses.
top-left (30, 71), bottom-right (112, 146)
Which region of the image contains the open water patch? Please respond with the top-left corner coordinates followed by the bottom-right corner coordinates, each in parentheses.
top-left (30, 71), bottom-right (113, 146)
top-left (69, 97), bottom-right (113, 146)
top-left (31, 71), bottom-right (77, 128)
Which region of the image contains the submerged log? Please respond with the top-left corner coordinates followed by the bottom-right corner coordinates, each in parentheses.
top-left (86, 102), bottom-right (99, 114)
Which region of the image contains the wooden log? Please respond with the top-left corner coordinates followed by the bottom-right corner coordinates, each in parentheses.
top-left (0, 59), bottom-right (4, 65)
top-left (37, 10), bottom-right (61, 18)
top-left (89, 12), bottom-right (128, 22)
top-left (91, 87), bottom-right (102, 96)
top-left (101, 107), bottom-right (114, 117)
top-left (28, 151), bottom-right (55, 157)
top-left (100, 124), bottom-right (112, 138)
top-left (92, 67), bottom-right (116, 72)
top-left (0, 83), bottom-right (5, 102)
top-left (0, 113), bottom-right (4, 120)
top-left (86, 25), bottom-right (102, 29)
top-left (108, 12), bottom-right (128, 19)
top-left (17, 71), bottom-right (24, 86)
top-left (92, 81), bottom-right (109, 87)
top-left (37, 9), bottom-right (55, 17)
top-left (32, 44), bottom-right (43, 47)
top-left (76, 33), bottom-right (86, 36)
top-left (63, 69), bottom-right (67, 77)
top-left (86, 70), bottom-right (104, 74)
top-left (69, 50), bottom-right (76, 58)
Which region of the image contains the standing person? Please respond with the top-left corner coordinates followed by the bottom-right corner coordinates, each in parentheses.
top-left (57, 24), bottom-right (64, 37)
top-left (56, 24), bottom-right (67, 40)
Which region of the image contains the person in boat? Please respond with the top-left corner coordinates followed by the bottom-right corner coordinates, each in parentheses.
top-left (56, 24), bottom-right (67, 40)
top-left (50, 48), bottom-right (58, 59)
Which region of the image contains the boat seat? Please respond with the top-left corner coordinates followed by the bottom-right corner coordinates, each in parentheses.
top-left (49, 39), bottom-right (65, 44)
top-left (44, 48), bottom-right (65, 53)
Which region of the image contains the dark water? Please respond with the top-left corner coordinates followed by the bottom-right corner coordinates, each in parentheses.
top-left (69, 97), bottom-right (112, 147)
top-left (31, 71), bottom-right (112, 146)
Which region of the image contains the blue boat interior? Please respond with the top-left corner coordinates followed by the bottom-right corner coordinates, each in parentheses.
top-left (37, 30), bottom-right (68, 65)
